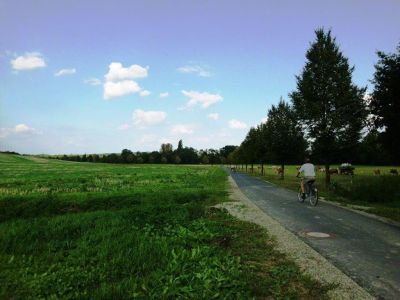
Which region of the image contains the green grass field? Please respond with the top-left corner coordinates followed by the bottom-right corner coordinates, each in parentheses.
top-left (0, 154), bottom-right (330, 299)
top-left (236, 164), bottom-right (400, 222)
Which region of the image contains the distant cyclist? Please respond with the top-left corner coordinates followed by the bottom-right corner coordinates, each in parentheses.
top-left (296, 157), bottom-right (316, 200)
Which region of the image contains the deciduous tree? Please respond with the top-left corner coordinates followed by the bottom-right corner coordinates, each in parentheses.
top-left (290, 29), bottom-right (366, 185)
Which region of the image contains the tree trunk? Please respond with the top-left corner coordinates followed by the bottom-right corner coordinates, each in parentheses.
top-left (280, 163), bottom-right (285, 180)
top-left (245, 164), bottom-right (247, 172)
top-left (251, 163), bottom-right (253, 173)
top-left (325, 164), bottom-right (331, 186)
top-left (261, 163), bottom-right (264, 176)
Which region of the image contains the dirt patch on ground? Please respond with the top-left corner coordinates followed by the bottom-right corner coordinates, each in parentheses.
top-left (215, 175), bottom-right (374, 300)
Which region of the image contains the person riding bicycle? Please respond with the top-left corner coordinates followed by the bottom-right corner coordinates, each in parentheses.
top-left (296, 158), bottom-right (316, 199)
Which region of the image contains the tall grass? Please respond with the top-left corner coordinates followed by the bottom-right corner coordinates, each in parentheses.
top-left (333, 176), bottom-right (400, 203)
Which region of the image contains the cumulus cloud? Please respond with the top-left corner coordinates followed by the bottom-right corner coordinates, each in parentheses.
top-left (229, 119), bottom-right (248, 129)
top-left (170, 124), bottom-right (194, 135)
top-left (132, 109), bottom-right (167, 127)
top-left (0, 124), bottom-right (37, 138)
top-left (54, 68), bottom-right (76, 77)
top-left (181, 90), bottom-right (223, 109)
top-left (10, 52), bottom-right (46, 71)
top-left (104, 80), bottom-right (141, 100)
top-left (84, 78), bottom-right (102, 86)
top-left (178, 65), bottom-right (211, 77)
top-left (207, 113), bottom-right (219, 120)
top-left (159, 92), bottom-right (169, 98)
top-left (103, 62), bottom-right (149, 99)
top-left (105, 62), bottom-right (148, 82)
top-left (139, 90), bottom-right (151, 97)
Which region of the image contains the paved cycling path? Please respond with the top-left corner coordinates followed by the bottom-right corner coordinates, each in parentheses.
top-left (230, 170), bottom-right (400, 300)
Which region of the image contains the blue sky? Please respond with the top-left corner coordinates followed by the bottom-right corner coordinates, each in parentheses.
top-left (1, 0), bottom-right (399, 154)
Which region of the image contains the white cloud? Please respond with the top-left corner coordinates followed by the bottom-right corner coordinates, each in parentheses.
top-left (105, 62), bottom-right (148, 82)
top-left (181, 90), bottom-right (223, 109)
top-left (54, 68), bottom-right (76, 77)
top-left (103, 62), bottom-right (149, 99)
top-left (229, 119), bottom-right (248, 129)
top-left (207, 113), bottom-right (219, 120)
top-left (159, 92), bottom-right (169, 98)
top-left (178, 65), bottom-right (211, 77)
top-left (260, 117), bottom-right (268, 124)
top-left (170, 124), bottom-right (194, 135)
top-left (0, 124), bottom-right (37, 138)
top-left (10, 52), bottom-right (46, 71)
top-left (84, 78), bottom-right (102, 86)
top-left (15, 124), bottom-right (35, 133)
top-left (104, 80), bottom-right (141, 100)
top-left (139, 90), bottom-right (151, 97)
top-left (132, 109), bottom-right (167, 127)
top-left (118, 123), bottom-right (130, 130)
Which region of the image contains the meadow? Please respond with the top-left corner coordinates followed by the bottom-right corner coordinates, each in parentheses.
top-left (236, 164), bottom-right (400, 222)
top-left (0, 154), bottom-right (330, 299)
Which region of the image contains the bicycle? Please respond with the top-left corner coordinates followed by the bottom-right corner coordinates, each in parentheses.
top-left (297, 178), bottom-right (318, 206)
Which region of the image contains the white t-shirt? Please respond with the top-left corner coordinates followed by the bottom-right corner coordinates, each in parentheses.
top-left (299, 163), bottom-right (315, 177)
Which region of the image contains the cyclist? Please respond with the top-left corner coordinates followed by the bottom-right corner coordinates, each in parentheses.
top-left (296, 157), bottom-right (316, 199)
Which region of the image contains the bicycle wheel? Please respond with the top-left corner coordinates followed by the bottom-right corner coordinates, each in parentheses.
top-left (297, 187), bottom-right (304, 203)
top-left (309, 187), bottom-right (318, 206)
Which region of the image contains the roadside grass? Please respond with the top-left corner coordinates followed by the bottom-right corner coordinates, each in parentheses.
top-left (0, 154), bottom-right (330, 299)
top-left (235, 164), bottom-right (400, 222)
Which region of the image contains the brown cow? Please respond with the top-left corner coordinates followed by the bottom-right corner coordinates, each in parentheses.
top-left (329, 168), bottom-right (339, 175)
top-left (373, 169), bottom-right (381, 175)
top-left (276, 167), bottom-right (283, 175)
top-left (390, 169), bottom-right (398, 175)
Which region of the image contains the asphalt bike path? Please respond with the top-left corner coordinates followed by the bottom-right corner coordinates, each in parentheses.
top-left (230, 170), bottom-right (400, 299)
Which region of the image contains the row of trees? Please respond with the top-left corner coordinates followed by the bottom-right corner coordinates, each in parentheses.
top-left (231, 29), bottom-right (399, 185)
top-left (56, 141), bottom-right (238, 165)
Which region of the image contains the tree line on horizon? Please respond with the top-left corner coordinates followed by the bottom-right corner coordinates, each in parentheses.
top-left (51, 142), bottom-right (238, 165)
top-left (231, 29), bottom-right (400, 185)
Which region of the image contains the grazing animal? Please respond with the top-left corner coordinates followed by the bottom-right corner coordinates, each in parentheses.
top-left (329, 168), bottom-right (339, 175)
top-left (373, 169), bottom-right (381, 175)
top-left (276, 167), bottom-right (283, 175)
top-left (390, 169), bottom-right (398, 175)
